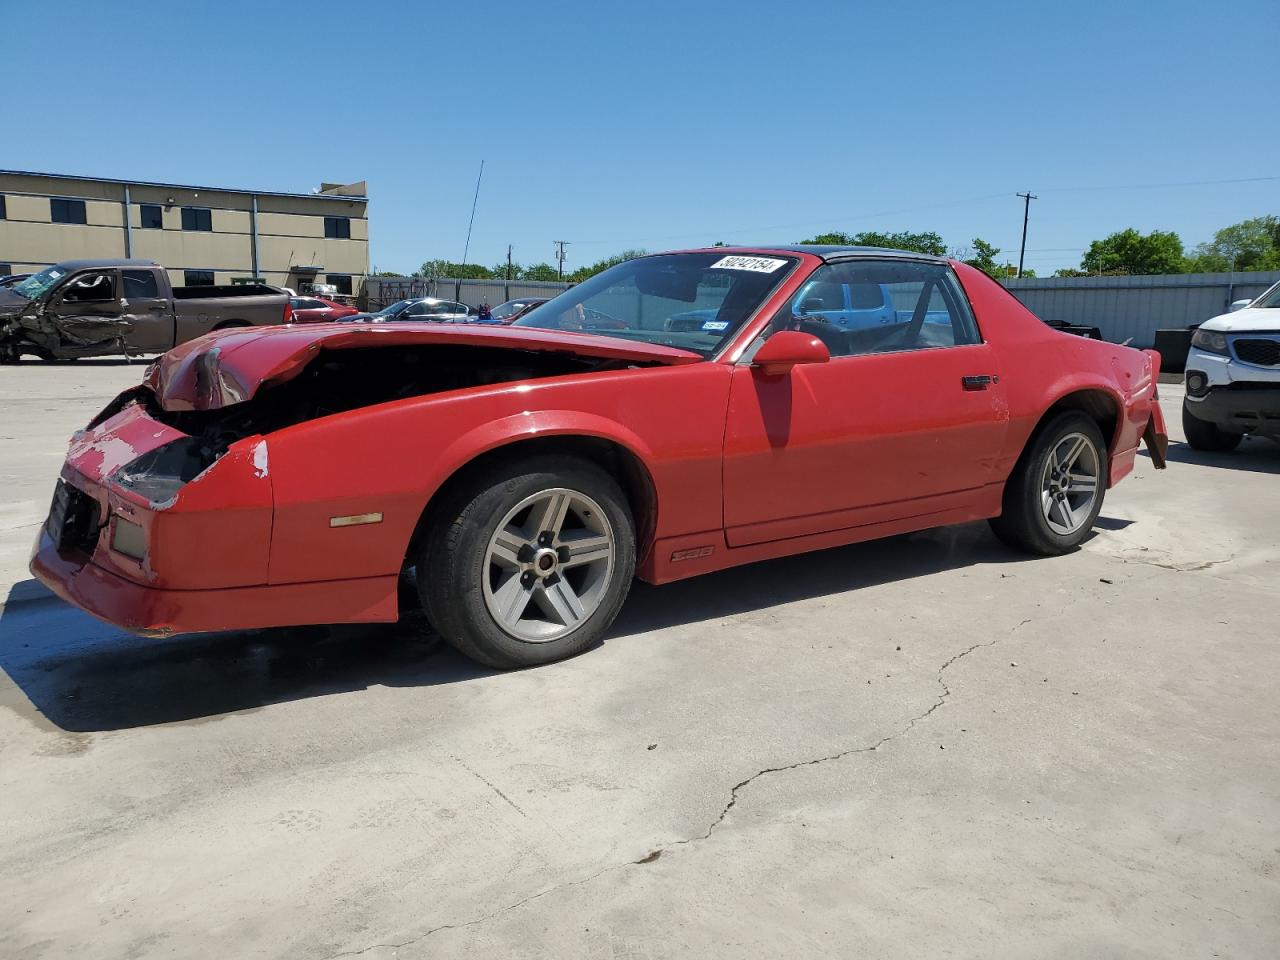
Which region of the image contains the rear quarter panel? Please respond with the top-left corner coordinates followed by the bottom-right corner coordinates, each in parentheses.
top-left (263, 362), bottom-right (733, 585)
top-left (955, 263), bottom-right (1159, 483)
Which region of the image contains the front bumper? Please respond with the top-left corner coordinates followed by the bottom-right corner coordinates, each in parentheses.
top-left (1185, 386), bottom-right (1280, 435)
top-left (31, 526), bottom-right (398, 635)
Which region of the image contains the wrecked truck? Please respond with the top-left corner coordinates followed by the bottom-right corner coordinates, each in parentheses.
top-left (31, 246), bottom-right (1168, 670)
top-left (0, 260), bottom-right (291, 361)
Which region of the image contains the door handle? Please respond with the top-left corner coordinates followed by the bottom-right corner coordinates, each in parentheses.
top-left (962, 375), bottom-right (995, 390)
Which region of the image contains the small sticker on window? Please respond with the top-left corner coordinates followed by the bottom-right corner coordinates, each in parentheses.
top-left (710, 255), bottom-right (788, 274)
top-left (701, 320), bottom-right (729, 331)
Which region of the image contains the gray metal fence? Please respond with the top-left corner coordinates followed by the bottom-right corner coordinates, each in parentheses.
top-left (364, 276), bottom-right (571, 311)
top-left (1003, 271), bottom-right (1280, 348)
top-left (366, 270), bottom-right (1280, 351)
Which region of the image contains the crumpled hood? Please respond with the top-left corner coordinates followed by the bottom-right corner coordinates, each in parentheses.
top-left (1200, 306), bottom-right (1280, 333)
top-left (144, 321), bottom-right (704, 411)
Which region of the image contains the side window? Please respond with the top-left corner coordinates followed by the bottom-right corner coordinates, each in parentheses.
top-left (140, 204), bottom-right (163, 229)
top-left (122, 270), bottom-right (159, 298)
top-left (403, 301), bottom-right (431, 317)
top-left (62, 272), bottom-right (116, 303)
top-left (767, 259), bottom-right (979, 358)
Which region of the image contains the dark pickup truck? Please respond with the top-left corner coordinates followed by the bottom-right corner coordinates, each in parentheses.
top-left (0, 259), bottom-right (291, 361)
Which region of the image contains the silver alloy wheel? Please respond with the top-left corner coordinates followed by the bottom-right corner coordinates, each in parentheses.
top-left (1040, 431), bottom-right (1101, 536)
top-left (481, 487), bottom-right (616, 643)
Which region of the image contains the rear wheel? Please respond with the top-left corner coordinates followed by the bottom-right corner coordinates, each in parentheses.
top-left (1182, 401), bottom-right (1242, 452)
top-left (417, 456), bottom-right (636, 668)
top-left (990, 412), bottom-right (1106, 555)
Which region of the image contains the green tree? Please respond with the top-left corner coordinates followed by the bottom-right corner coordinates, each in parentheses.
top-left (521, 263), bottom-right (561, 281)
top-left (490, 261), bottom-right (524, 280)
top-left (566, 249), bottom-right (649, 283)
top-left (413, 260), bottom-right (494, 279)
top-left (1185, 216), bottom-right (1280, 273)
top-left (799, 230), bottom-right (947, 256)
top-left (961, 237), bottom-right (1002, 277)
top-left (1080, 229), bottom-right (1186, 275)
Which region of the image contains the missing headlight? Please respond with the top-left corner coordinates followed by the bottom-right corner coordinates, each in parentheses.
top-left (110, 437), bottom-right (224, 506)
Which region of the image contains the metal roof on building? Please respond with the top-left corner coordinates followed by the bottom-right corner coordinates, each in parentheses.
top-left (0, 169), bottom-right (367, 202)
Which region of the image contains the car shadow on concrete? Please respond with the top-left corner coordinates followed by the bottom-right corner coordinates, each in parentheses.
top-left (0, 522), bottom-right (1067, 733)
top-left (1140, 438), bottom-right (1280, 475)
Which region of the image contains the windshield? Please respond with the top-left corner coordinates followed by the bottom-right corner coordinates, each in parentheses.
top-left (491, 300), bottom-right (531, 320)
top-left (12, 265), bottom-right (70, 300)
top-left (1251, 281), bottom-right (1280, 308)
top-left (374, 298), bottom-right (414, 317)
top-left (513, 253), bottom-right (799, 356)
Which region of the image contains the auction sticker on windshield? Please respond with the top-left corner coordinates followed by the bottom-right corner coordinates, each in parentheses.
top-left (710, 256), bottom-right (789, 273)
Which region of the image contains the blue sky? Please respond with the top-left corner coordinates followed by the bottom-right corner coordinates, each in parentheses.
top-left (10, 0), bottom-right (1279, 275)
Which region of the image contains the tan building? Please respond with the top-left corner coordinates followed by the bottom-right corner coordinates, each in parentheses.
top-left (0, 169), bottom-right (368, 296)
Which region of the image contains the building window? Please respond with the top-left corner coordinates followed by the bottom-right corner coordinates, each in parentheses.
top-left (140, 204), bottom-right (163, 229)
top-left (0, 195), bottom-right (6, 219)
top-left (327, 274), bottom-right (353, 295)
top-left (0, 264), bottom-right (12, 276)
top-left (51, 198), bottom-right (88, 224)
top-left (183, 270), bottom-right (215, 286)
top-left (181, 207), bottom-right (213, 231)
top-left (324, 216), bottom-right (351, 239)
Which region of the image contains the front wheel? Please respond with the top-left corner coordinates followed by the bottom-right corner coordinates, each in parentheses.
top-left (417, 456), bottom-right (636, 668)
top-left (990, 412), bottom-right (1106, 555)
top-left (1182, 401), bottom-right (1242, 452)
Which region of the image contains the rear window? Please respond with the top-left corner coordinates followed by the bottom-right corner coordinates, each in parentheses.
top-left (122, 270), bottom-right (159, 298)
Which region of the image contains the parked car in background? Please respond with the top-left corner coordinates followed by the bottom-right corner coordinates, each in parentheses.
top-left (0, 273), bottom-right (32, 289)
top-left (343, 297), bottom-right (473, 323)
top-left (32, 245), bottom-right (1166, 671)
top-left (1183, 279), bottom-right (1280, 450)
top-left (490, 298), bottom-right (550, 323)
top-left (289, 296), bottom-right (359, 323)
top-left (0, 259), bottom-right (291, 361)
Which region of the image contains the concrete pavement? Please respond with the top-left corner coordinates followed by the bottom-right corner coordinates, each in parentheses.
top-left (1, 364), bottom-right (1277, 958)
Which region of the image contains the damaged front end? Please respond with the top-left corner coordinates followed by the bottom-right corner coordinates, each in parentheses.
top-left (0, 300), bottom-right (133, 361)
top-left (31, 326), bottom-right (686, 635)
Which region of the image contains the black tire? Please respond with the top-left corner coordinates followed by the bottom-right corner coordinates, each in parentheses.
top-left (417, 455), bottom-right (636, 669)
top-left (1181, 401), bottom-right (1242, 452)
top-left (990, 411), bottom-right (1107, 556)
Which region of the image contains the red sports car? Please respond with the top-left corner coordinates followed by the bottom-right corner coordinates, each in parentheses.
top-left (288, 296), bottom-right (359, 323)
top-left (32, 246), bottom-right (1167, 668)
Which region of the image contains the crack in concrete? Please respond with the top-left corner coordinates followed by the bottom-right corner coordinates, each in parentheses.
top-left (322, 621), bottom-right (1029, 958)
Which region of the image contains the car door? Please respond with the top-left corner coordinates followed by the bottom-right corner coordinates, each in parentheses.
top-left (722, 258), bottom-right (1010, 547)
top-left (118, 269), bottom-right (174, 351)
top-left (50, 269), bottom-right (131, 352)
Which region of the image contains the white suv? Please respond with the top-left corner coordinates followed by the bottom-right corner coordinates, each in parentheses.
top-left (1183, 280), bottom-right (1280, 451)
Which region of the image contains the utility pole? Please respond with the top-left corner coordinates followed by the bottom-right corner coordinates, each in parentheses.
top-left (554, 240), bottom-right (569, 281)
top-left (1016, 191), bottom-right (1037, 278)
top-left (506, 244), bottom-right (513, 281)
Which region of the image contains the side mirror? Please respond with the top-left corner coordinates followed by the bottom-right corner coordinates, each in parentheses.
top-left (751, 330), bottom-right (830, 376)
top-left (1229, 299), bottom-right (1252, 312)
